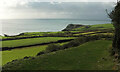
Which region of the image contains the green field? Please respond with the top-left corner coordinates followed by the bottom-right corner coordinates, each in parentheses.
top-left (1, 31), bottom-right (68, 40)
top-left (22, 31), bottom-right (65, 36)
top-left (2, 42), bottom-right (68, 65)
top-left (91, 24), bottom-right (114, 28)
top-left (2, 24), bottom-right (115, 70)
top-left (3, 40), bottom-right (115, 70)
top-left (2, 45), bottom-right (46, 65)
top-left (1, 24), bottom-right (114, 40)
top-left (73, 32), bottom-right (113, 37)
top-left (1, 37), bottom-right (75, 48)
top-left (73, 24), bottom-right (114, 31)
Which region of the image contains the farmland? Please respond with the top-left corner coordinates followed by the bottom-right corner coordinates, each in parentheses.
top-left (2, 37), bottom-right (75, 48)
top-left (3, 40), bottom-right (115, 70)
top-left (1, 23), bottom-right (116, 70)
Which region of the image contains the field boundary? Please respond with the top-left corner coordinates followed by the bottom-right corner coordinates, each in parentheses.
top-left (1, 39), bottom-right (74, 51)
top-left (1, 28), bottom-right (113, 41)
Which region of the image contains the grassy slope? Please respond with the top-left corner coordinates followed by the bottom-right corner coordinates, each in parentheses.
top-left (22, 31), bottom-right (65, 36)
top-left (1, 24), bottom-right (114, 40)
top-left (2, 45), bottom-right (46, 65)
top-left (1, 31), bottom-right (67, 40)
top-left (2, 42), bottom-right (68, 65)
top-left (73, 24), bottom-right (114, 31)
top-left (3, 40), bottom-right (115, 70)
top-left (2, 37), bottom-right (75, 48)
top-left (92, 24), bottom-right (114, 28)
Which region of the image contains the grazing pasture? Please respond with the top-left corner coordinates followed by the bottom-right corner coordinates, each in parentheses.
top-left (1, 37), bottom-right (75, 48)
top-left (3, 40), bottom-right (114, 70)
top-left (2, 42), bottom-right (68, 65)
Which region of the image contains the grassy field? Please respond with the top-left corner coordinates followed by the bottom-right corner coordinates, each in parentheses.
top-left (91, 24), bottom-right (114, 28)
top-left (2, 42), bottom-right (68, 65)
top-left (2, 45), bottom-right (46, 65)
top-left (73, 32), bottom-right (113, 37)
top-left (73, 24), bottom-right (114, 31)
top-left (2, 24), bottom-right (115, 70)
top-left (22, 31), bottom-right (65, 36)
top-left (1, 37), bottom-right (75, 48)
top-left (1, 24), bottom-right (114, 41)
top-left (3, 40), bottom-right (115, 70)
top-left (1, 31), bottom-right (67, 40)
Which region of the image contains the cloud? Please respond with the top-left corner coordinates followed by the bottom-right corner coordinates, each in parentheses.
top-left (0, 1), bottom-right (115, 19)
top-left (0, 0), bottom-right (116, 8)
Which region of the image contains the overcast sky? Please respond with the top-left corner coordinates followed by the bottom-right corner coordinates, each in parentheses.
top-left (0, 0), bottom-right (117, 20)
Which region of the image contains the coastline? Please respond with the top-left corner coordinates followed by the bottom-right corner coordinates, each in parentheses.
top-left (1, 19), bottom-right (111, 36)
top-left (1, 23), bottom-right (112, 37)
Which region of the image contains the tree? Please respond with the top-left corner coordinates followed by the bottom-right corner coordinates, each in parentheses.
top-left (108, 1), bottom-right (120, 57)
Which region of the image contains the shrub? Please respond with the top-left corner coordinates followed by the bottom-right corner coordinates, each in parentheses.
top-left (23, 56), bottom-right (30, 59)
top-left (46, 44), bottom-right (62, 52)
top-left (36, 51), bottom-right (45, 56)
top-left (36, 34), bottom-right (113, 57)
top-left (70, 40), bottom-right (80, 47)
top-left (62, 37), bottom-right (86, 49)
top-left (76, 37), bottom-right (87, 43)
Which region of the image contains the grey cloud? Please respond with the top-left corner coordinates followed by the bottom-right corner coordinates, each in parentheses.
top-left (10, 2), bottom-right (115, 20)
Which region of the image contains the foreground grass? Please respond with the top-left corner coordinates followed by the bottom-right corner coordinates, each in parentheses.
top-left (2, 42), bottom-right (68, 65)
top-left (1, 37), bottom-right (75, 48)
top-left (2, 45), bottom-right (46, 65)
top-left (3, 40), bottom-right (114, 70)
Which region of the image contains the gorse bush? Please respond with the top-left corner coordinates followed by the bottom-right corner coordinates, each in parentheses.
top-left (62, 36), bottom-right (101, 49)
top-left (36, 51), bottom-right (45, 56)
top-left (46, 44), bottom-right (62, 52)
top-left (36, 44), bottom-right (61, 56)
top-left (62, 37), bottom-right (86, 49)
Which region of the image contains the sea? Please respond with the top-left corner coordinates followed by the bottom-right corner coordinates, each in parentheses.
top-left (0, 19), bottom-right (111, 36)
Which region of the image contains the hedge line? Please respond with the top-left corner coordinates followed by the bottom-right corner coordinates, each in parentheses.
top-left (36, 34), bottom-right (113, 56)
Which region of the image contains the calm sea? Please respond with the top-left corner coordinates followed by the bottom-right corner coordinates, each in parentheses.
top-left (1, 19), bottom-right (111, 36)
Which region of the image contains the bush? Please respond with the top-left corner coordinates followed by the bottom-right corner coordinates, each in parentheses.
top-left (36, 51), bottom-right (45, 56)
top-left (62, 35), bottom-right (109, 49)
top-left (36, 34), bottom-right (113, 57)
top-left (62, 37), bottom-right (86, 49)
top-left (46, 44), bottom-right (62, 52)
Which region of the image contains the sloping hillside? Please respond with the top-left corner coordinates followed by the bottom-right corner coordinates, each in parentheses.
top-left (3, 40), bottom-right (115, 70)
top-left (63, 24), bottom-right (114, 31)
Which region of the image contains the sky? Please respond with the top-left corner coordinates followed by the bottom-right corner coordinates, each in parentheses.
top-left (0, 0), bottom-right (117, 20)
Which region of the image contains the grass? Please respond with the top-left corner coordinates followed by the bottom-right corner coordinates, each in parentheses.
top-left (73, 31), bottom-right (113, 37)
top-left (81, 32), bottom-right (95, 34)
top-left (2, 45), bottom-right (46, 65)
top-left (0, 36), bottom-right (2, 39)
top-left (3, 40), bottom-right (115, 70)
top-left (2, 42), bottom-right (68, 65)
top-left (22, 31), bottom-right (65, 36)
top-left (1, 31), bottom-right (67, 40)
top-left (91, 24), bottom-right (114, 28)
top-left (0, 51), bottom-right (1, 67)
top-left (73, 24), bottom-right (114, 31)
top-left (1, 24), bottom-right (114, 40)
top-left (2, 24), bottom-right (115, 70)
top-left (1, 37), bottom-right (75, 48)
